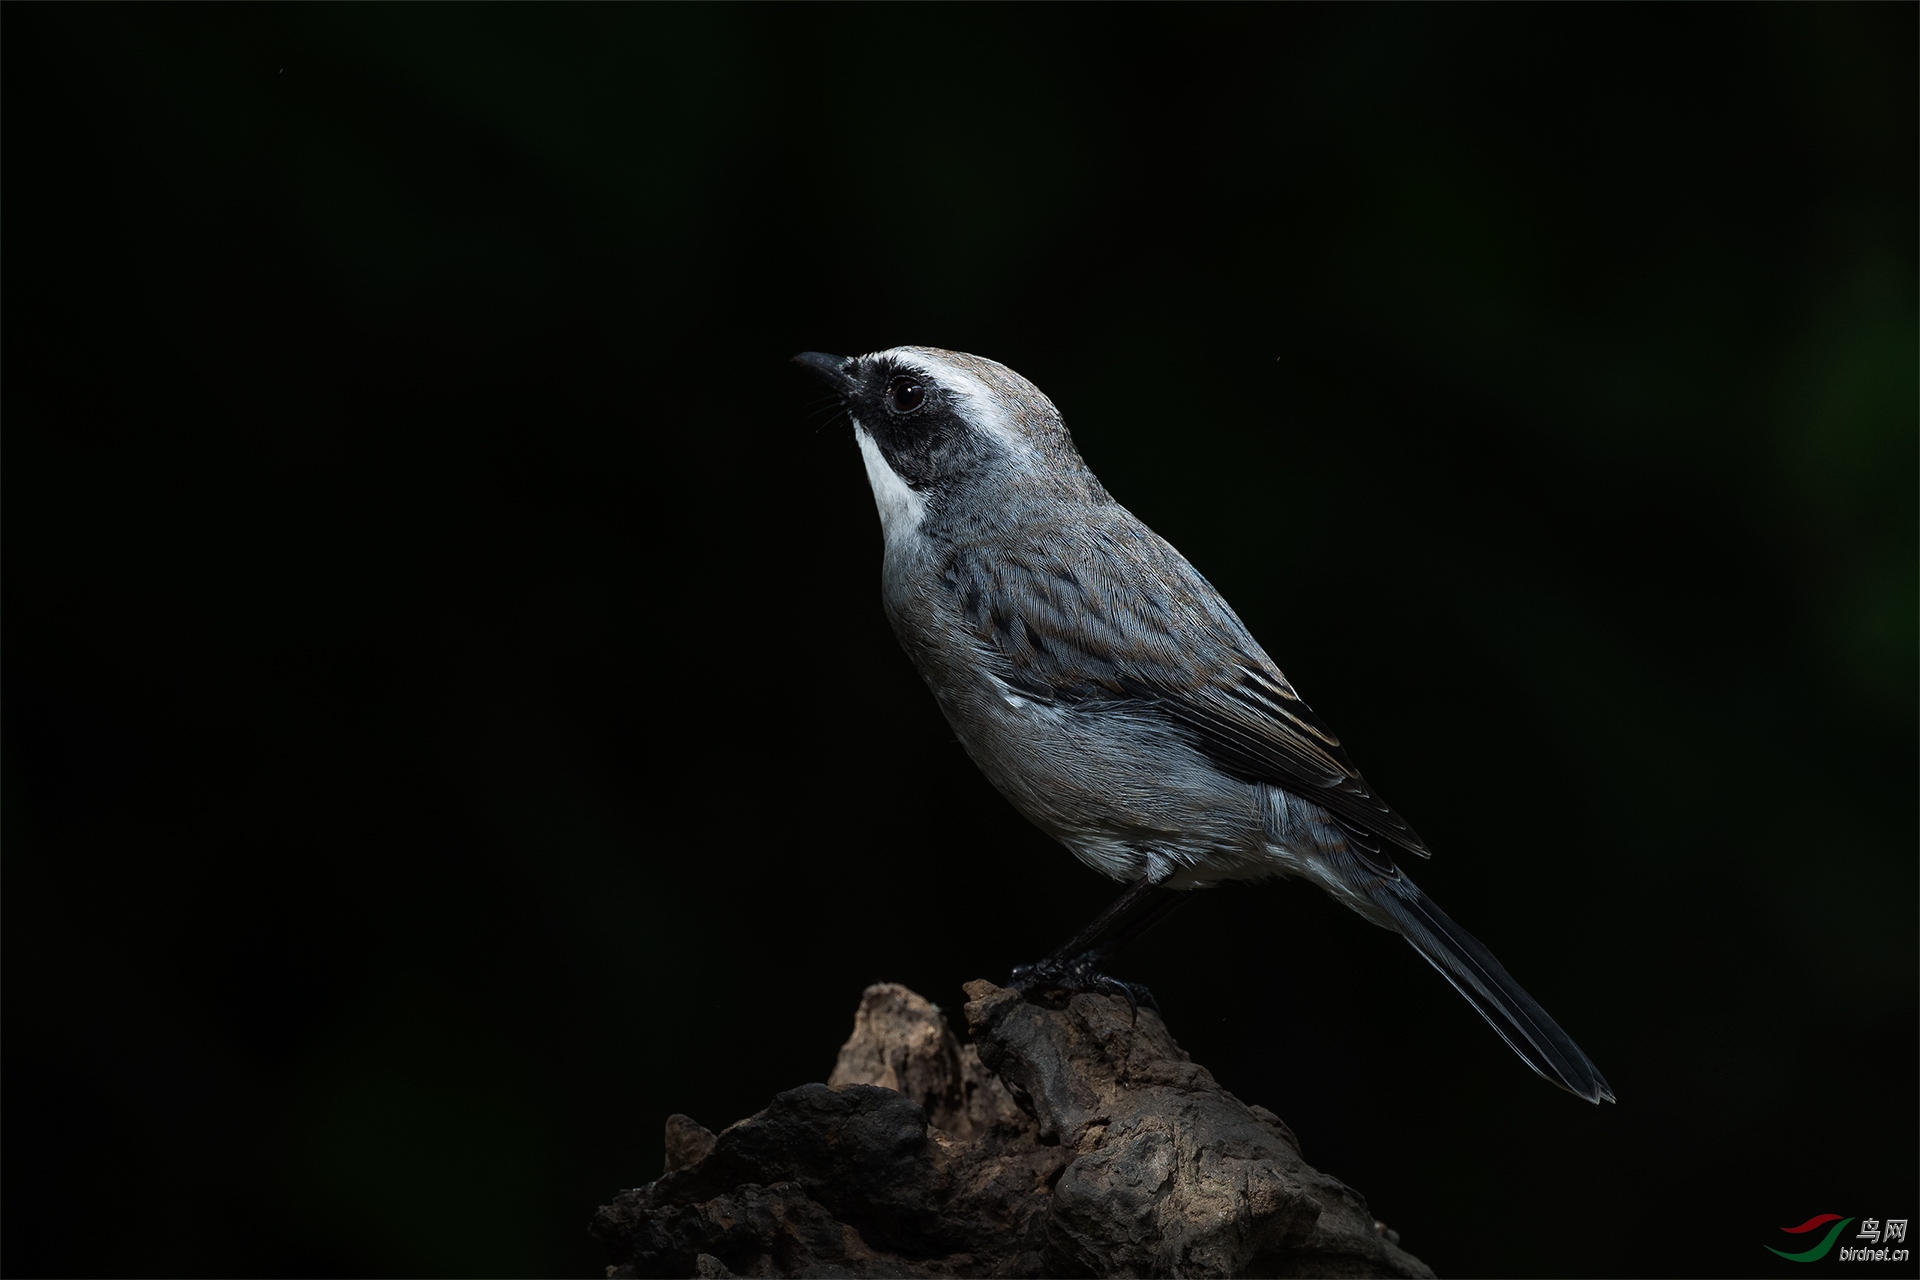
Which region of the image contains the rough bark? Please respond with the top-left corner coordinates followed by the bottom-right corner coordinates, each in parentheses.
top-left (593, 981), bottom-right (1431, 1279)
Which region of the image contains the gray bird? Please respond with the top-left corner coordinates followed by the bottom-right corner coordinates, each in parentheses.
top-left (794, 345), bottom-right (1613, 1104)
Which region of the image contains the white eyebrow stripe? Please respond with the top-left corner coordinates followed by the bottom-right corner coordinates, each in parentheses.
top-left (867, 347), bottom-right (1036, 462)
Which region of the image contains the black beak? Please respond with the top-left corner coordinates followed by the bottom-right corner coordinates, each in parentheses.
top-left (792, 351), bottom-right (856, 392)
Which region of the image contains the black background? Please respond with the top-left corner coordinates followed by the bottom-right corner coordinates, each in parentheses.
top-left (6, 7), bottom-right (1915, 1278)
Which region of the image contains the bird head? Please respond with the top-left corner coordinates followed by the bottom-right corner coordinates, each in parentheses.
top-left (793, 346), bottom-right (1107, 540)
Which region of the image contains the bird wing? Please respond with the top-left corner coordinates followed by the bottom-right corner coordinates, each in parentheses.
top-left (946, 508), bottom-right (1428, 869)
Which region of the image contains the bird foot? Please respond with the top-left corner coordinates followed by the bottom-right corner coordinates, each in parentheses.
top-left (1009, 953), bottom-right (1160, 1021)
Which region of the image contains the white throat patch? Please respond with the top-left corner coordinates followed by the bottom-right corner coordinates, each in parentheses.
top-left (853, 423), bottom-right (927, 538)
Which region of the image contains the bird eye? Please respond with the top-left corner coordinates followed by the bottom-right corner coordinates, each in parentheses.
top-left (886, 375), bottom-right (926, 414)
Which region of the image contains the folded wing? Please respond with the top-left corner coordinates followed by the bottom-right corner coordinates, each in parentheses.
top-left (945, 509), bottom-right (1426, 873)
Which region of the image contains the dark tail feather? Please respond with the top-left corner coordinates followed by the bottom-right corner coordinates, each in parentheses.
top-left (1367, 877), bottom-right (1615, 1104)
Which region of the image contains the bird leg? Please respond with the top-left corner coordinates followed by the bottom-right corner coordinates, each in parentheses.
top-left (1009, 876), bottom-right (1189, 1018)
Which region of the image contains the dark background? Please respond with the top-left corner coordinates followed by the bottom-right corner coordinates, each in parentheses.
top-left (6, 6), bottom-right (1915, 1278)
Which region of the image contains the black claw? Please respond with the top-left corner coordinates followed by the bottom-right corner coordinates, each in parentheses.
top-left (1009, 951), bottom-right (1160, 1021)
top-left (1094, 973), bottom-right (1140, 1022)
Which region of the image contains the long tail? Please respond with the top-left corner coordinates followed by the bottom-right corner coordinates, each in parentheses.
top-left (1366, 876), bottom-right (1615, 1104)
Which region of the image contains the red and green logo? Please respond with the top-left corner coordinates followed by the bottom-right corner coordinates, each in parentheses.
top-left (1768, 1214), bottom-right (1855, 1262)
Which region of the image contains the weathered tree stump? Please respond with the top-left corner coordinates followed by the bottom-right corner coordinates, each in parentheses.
top-left (593, 981), bottom-right (1431, 1278)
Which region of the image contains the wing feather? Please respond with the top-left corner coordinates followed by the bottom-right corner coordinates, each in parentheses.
top-left (943, 510), bottom-right (1428, 869)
